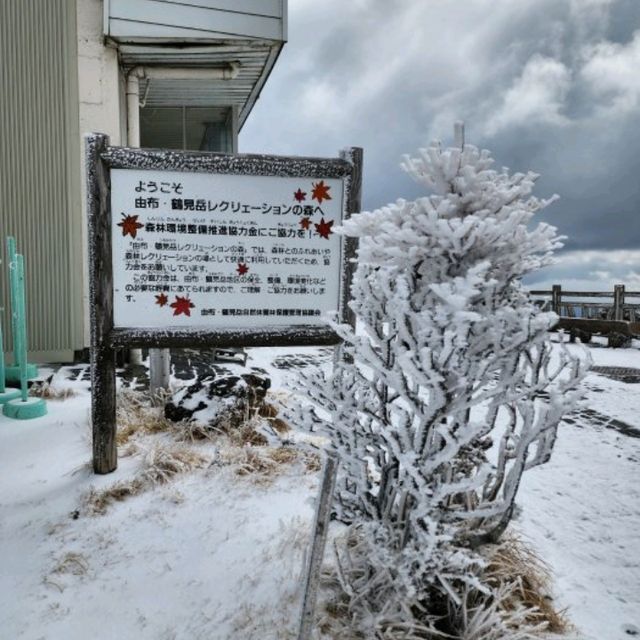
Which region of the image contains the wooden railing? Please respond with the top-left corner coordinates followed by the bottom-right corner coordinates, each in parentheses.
top-left (529, 284), bottom-right (640, 343)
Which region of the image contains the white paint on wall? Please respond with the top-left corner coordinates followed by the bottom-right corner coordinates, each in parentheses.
top-left (77, 0), bottom-right (124, 347)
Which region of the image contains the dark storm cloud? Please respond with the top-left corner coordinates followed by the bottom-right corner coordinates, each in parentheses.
top-left (242, 0), bottom-right (640, 286)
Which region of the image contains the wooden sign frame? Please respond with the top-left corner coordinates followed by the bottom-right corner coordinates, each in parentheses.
top-left (85, 133), bottom-right (362, 473)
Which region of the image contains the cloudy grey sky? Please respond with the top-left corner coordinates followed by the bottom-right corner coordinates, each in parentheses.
top-left (241, 0), bottom-right (640, 290)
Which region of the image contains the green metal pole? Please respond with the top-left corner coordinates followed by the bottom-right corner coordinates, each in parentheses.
top-left (16, 255), bottom-right (28, 402)
top-left (6, 237), bottom-right (18, 367)
top-left (1, 248), bottom-right (45, 418)
top-left (0, 306), bottom-right (5, 394)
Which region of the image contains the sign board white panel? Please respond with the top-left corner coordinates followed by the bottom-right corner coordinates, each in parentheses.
top-left (110, 169), bottom-right (345, 329)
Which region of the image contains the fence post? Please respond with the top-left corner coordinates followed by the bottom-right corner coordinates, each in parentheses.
top-left (551, 284), bottom-right (562, 315)
top-left (613, 284), bottom-right (625, 321)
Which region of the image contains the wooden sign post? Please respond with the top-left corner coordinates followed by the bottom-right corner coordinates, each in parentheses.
top-left (85, 133), bottom-right (362, 474)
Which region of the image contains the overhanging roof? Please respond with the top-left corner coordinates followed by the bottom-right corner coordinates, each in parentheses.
top-left (104, 0), bottom-right (287, 128)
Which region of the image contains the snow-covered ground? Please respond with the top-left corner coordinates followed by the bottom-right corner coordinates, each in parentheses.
top-left (1, 341), bottom-right (638, 639)
top-left (516, 339), bottom-right (640, 640)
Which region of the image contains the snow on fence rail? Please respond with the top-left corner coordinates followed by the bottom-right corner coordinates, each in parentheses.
top-left (530, 284), bottom-right (640, 344)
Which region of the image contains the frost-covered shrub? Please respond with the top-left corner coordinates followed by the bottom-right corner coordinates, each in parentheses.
top-left (289, 127), bottom-right (588, 637)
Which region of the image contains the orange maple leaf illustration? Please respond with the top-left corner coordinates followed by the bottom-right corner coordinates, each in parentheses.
top-left (315, 218), bottom-right (334, 239)
top-left (117, 213), bottom-right (144, 239)
top-left (293, 188), bottom-right (307, 202)
top-left (299, 217), bottom-right (312, 230)
top-left (155, 293), bottom-right (168, 307)
top-left (311, 180), bottom-right (332, 204)
top-left (237, 262), bottom-right (249, 276)
top-left (170, 295), bottom-right (195, 317)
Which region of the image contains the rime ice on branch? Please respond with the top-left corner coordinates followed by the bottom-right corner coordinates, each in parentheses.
top-left (288, 127), bottom-right (589, 634)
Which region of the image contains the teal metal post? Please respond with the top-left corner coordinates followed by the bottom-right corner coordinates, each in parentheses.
top-left (16, 255), bottom-right (28, 402)
top-left (6, 237), bottom-right (18, 365)
top-left (1, 252), bottom-right (21, 404)
top-left (4, 237), bottom-right (37, 383)
top-left (0, 311), bottom-right (3, 391)
top-left (2, 254), bottom-right (46, 419)
top-left (0, 304), bottom-right (20, 404)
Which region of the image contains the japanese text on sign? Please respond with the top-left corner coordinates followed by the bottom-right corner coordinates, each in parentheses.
top-left (110, 169), bottom-right (345, 329)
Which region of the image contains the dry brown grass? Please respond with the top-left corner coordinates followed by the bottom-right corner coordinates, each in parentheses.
top-left (303, 451), bottom-right (322, 472)
top-left (116, 389), bottom-right (174, 445)
top-left (140, 444), bottom-right (210, 485)
top-left (217, 445), bottom-right (283, 478)
top-left (259, 400), bottom-right (291, 435)
top-left (215, 443), bottom-right (310, 482)
top-left (84, 443), bottom-right (210, 515)
top-left (84, 478), bottom-right (146, 515)
top-left (268, 417), bottom-right (291, 435)
top-left (227, 418), bottom-right (269, 447)
top-left (164, 390), bottom-right (291, 447)
top-left (258, 402), bottom-right (279, 419)
top-left (91, 389), bottom-right (313, 506)
top-left (315, 531), bottom-right (568, 639)
top-left (174, 418), bottom-right (216, 442)
top-left (484, 533), bottom-right (570, 635)
top-left (267, 447), bottom-right (298, 465)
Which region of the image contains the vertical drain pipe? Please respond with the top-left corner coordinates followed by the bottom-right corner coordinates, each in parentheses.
top-left (126, 67), bottom-right (171, 394)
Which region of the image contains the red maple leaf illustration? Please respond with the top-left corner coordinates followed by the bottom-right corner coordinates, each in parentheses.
top-left (170, 295), bottom-right (195, 317)
top-left (293, 188), bottom-right (307, 202)
top-left (155, 293), bottom-right (168, 307)
top-left (311, 181), bottom-right (332, 204)
top-left (299, 217), bottom-right (312, 230)
top-left (315, 218), bottom-right (334, 239)
top-left (117, 213), bottom-right (144, 239)
top-left (237, 262), bottom-right (249, 276)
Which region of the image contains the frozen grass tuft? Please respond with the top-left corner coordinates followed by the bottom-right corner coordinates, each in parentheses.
top-left (482, 533), bottom-right (569, 635)
top-left (84, 478), bottom-right (146, 515)
top-left (116, 389), bottom-right (175, 445)
top-left (85, 389), bottom-right (316, 513)
top-left (173, 418), bottom-right (216, 442)
top-left (315, 530), bottom-right (567, 639)
top-left (220, 446), bottom-right (280, 479)
top-left (259, 401), bottom-right (291, 435)
top-left (140, 444), bottom-right (210, 485)
top-left (215, 442), bottom-right (318, 483)
top-left (84, 443), bottom-right (210, 515)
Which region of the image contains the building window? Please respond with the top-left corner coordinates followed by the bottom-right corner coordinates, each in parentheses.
top-left (140, 106), bottom-right (234, 153)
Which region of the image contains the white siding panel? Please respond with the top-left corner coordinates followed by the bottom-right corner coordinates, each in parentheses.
top-left (155, 0), bottom-right (282, 18)
top-left (110, 0), bottom-right (283, 41)
top-left (109, 19), bottom-right (237, 41)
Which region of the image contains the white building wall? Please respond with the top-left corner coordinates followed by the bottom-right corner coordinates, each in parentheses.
top-left (77, 0), bottom-right (124, 347)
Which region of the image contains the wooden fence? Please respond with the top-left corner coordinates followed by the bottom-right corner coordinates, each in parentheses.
top-left (529, 284), bottom-right (640, 344)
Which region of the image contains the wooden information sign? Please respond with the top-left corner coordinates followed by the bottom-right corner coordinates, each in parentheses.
top-left (85, 133), bottom-right (362, 473)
